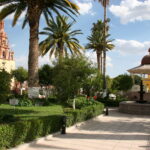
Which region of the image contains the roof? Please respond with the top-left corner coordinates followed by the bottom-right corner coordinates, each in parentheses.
top-left (128, 65), bottom-right (150, 74)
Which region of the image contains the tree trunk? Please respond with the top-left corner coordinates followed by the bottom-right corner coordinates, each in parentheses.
top-left (97, 51), bottom-right (101, 73)
top-left (100, 52), bottom-right (103, 74)
top-left (58, 42), bottom-right (64, 63)
top-left (27, 2), bottom-right (42, 98)
top-left (103, 4), bottom-right (107, 90)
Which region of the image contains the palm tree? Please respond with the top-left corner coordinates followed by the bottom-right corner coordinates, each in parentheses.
top-left (94, 0), bottom-right (110, 89)
top-left (0, 0), bottom-right (78, 96)
top-left (86, 20), bottom-right (114, 74)
top-left (39, 15), bottom-right (83, 62)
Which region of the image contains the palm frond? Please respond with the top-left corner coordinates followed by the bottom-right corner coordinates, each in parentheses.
top-left (0, 3), bottom-right (18, 20)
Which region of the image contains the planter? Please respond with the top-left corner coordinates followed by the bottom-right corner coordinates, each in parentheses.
top-left (9, 98), bottom-right (19, 106)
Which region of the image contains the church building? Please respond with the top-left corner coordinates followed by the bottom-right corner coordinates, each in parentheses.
top-left (0, 21), bottom-right (15, 73)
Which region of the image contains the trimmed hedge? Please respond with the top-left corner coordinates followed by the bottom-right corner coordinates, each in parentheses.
top-left (0, 102), bottom-right (104, 149)
top-left (64, 103), bottom-right (104, 127)
top-left (97, 99), bottom-right (125, 107)
top-left (0, 115), bottom-right (62, 149)
top-left (97, 96), bottom-right (127, 107)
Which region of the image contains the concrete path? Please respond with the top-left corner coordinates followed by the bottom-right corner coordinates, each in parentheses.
top-left (11, 108), bottom-right (150, 150)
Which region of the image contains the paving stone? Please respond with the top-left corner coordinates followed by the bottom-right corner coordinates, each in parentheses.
top-left (10, 108), bottom-right (150, 150)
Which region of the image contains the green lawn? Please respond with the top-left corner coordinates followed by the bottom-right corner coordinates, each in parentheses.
top-left (0, 104), bottom-right (64, 120)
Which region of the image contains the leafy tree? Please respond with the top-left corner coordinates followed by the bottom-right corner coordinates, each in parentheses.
top-left (52, 56), bottom-right (94, 101)
top-left (39, 64), bottom-right (53, 86)
top-left (112, 74), bottom-right (133, 92)
top-left (86, 20), bottom-right (114, 73)
top-left (0, 70), bottom-right (11, 103)
top-left (133, 75), bottom-right (142, 85)
top-left (39, 15), bottom-right (83, 62)
top-left (12, 67), bottom-right (28, 84)
top-left (0, 0), bottom-right (78, 92)
top-left (83, 71), bottom-right (102, 96)
top-left (83, 73), bottom-right (112, 96)
top-left (94, 0), bottom-right (110, 90)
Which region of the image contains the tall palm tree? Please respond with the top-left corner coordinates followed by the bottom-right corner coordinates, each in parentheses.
top-left (86, 20), bottom-right (114, 73)
top-left (0, 0), bottom-right (78, 96)
top-left (39, 15), bottom-right (83, 62)
top-left (94, 0), bottom-right (110, 90)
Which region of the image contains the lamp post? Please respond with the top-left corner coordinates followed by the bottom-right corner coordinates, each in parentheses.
top-left (138, 79), bottom-right (145, 102)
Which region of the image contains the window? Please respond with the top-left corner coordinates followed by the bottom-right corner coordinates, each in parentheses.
top-left (3, 52), bottom-right (5, 58)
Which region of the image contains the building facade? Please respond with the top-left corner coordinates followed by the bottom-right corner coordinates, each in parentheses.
top-left (0, 21), bottom-right (15, 73)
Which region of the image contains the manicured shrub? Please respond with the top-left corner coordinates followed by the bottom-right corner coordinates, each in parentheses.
top-left (0, 114), bottom-right (19, 124)
top-left (0, 70), bottom-right (11, 104)
top-left (67, 96), bottom-right (100, 109)
top-left (64, 102), bottom-right (104, 127)
top-left (0, 115), bottom-right (63, 149)
top-left (18, 98), bottom-right (33, 107)
top-left (0, 102), bottom-right (104, 149)
top-left (97, 95), bottom-right (127, 107)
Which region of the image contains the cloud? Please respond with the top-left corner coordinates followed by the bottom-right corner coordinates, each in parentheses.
top-left (39, 54), bottom-right (55, 67)
top-left (109, 0), bottom-right (150, 24)
top-left (10, 44), bottom-right (16, 48)
top-left (15, 54), bottom-right (55, 69)
top-left (85, 51), bottom-right (113, 68)
top-left (15, 55), bottom-right (28, 69)
top-left (114, 39), bottom-right (150, 55)
top-left (75, 0), bottom-right (95, 15)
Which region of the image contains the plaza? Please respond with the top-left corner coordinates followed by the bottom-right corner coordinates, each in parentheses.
top-left (11, 109), bottom-right (150, 150)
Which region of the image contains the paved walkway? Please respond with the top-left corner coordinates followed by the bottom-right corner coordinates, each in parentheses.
top-left (12, 108), bottom-right (150, 150)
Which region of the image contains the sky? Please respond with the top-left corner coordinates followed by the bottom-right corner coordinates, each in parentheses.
top-left (2, 0), bottom-right (150, 77)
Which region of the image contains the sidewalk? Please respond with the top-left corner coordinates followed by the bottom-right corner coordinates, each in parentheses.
top-left (11, 108), bottom-right (150, 150)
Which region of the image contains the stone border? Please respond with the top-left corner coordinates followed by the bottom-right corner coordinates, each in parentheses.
top-left (119, 101), bottom-right (150, 115)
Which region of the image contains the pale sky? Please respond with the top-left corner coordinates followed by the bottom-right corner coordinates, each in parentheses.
top-left (2, 0), bottom-right (150, 77)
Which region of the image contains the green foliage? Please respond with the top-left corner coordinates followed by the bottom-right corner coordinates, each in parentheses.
top-left (83, 73), bottom-right (112, 96)
top-left (97, 95), bottom-right (127, 107)
top-left (18, 98), bottom-right (33, 107)
top-left (0, 115), bottom-right (63, 149)
top-left (39, 64), bottom-right (53, 86)
top-left (112, 74), bottom-right (133, 92)
top-left (133, 75), bottom-right (141, 85)
top-left (0, 114), bottom-right (19, 124)
top-left (0, 1), bottom-right (78, 28)
top-left (39, 15), bottom-right (83, 61)
top-left (86, 19), bottom-right (114, 72)
top-left (86, 19), bottom-right (114, 52)
top-left (83, 72), bottom-right (103, 96)
top-left (64, 102), bottom-right (104, 127)
top-left (0, 102), bottom-right (104, 149)
top-left (0, 104), bottom-right (63, 121)
top-left (53, 56), bottom-right (94, 101)
top-left (12, 67), bottom-right (28, 83)
top-left (67, 97), bottom-right (99, 109)
top-left (0, 70), bottom-right (11, 104)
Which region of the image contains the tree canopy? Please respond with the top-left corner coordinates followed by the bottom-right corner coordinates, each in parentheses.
top-left (52, 56), bottom-right (94, 101)
top-left (39, 15), bottom-right (83, 62)
top-left (12, 67), bottom-right (28, 83)
top-left (0, 70), bottom-right (11, 103)
top-left (39, 64), bottom-right (53, 86)
top-left (112, 74), bottom-right (133, 92)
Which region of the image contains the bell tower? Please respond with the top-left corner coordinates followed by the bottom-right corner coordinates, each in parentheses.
top-left (0, 20), bottom-right (15, 73)
top-left (0, 21), bottom-right (4, 32)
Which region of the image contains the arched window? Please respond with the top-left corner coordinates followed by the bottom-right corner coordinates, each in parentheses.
top-left (11, 54), bottom-right (13, 60)
top-left (3, 51), bottom-right (6, 59)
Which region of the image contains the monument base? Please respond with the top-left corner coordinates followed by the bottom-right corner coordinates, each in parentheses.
top-left (119, 101), bottom-right (150, 115)
top-left (28, 87), bottom-right (40, 99)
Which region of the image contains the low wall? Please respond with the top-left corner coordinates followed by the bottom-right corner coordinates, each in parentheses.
top-left (126, 92), bottom-right (150, 102)
top-left (119, 101), bottom-right (150, 115)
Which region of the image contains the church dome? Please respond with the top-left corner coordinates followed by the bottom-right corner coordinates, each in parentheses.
top-left (141, 48), bottom-right (150, 65)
